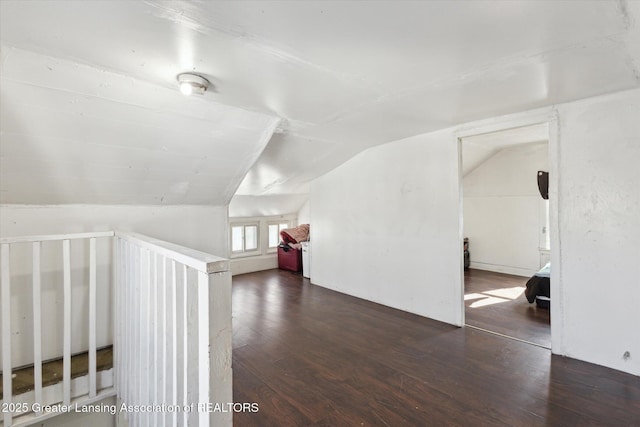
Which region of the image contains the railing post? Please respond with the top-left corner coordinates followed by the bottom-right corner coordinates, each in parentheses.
top-left (152, 252), bottom-right (160, 427)
top-left (62, 239), bottom-right (71, 406)
top-left (115, 236), bottom-right (122, 405)
top-left (180, 264), bottom-right (188, 427)
top-left (141, 247), bottom-right (150, 424)
top-left (186, 268), bottom-right (199, 426)
top-left (32, 241), bottom-right (43, 414)
top-left (197, 270), bottom-right (210, 427)
top-left (1, 243), bottom-right (12, 426)
top-left (159, 255), bottom-right (167, 427)
top-left (89, 237), bottom-right (97, 398)
top-left (111, 231), bottom-right (231, 427)
top-left (207, 270), bottom-right (233, 427)
top-left (134, 244), bottom-right (142, 427)
top-left (170, 259), bottom-right (178, 427)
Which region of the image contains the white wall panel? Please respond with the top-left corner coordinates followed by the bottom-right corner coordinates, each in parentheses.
top-left (0, 204), bottom-right (227, 255)
top-left (554, 88), bottom-right (640, 375)
top-left (310, 129), bottom-right (463, 326)
top-left (310, 88), bottom-right (640, 377)
top-left (463, 142), bottom-right (549, 276)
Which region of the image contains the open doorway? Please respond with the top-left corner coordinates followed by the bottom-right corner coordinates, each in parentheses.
top-left (460, 123), bottom-right (551, 348)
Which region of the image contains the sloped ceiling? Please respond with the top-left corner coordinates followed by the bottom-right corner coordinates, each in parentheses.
top-left (462, 123), bottom-right (549, 177)
top-left (1, 1), bottom-right (639, 205)
top-left (0, 47), bottom-right (278, 204)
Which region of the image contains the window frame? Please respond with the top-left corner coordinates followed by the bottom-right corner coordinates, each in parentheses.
top-left (230, 222), bottom-right (261, 257)
top-left (267, 220), bottom-right (291, 252)
top-left (543, 199), bottom-right (550, 250)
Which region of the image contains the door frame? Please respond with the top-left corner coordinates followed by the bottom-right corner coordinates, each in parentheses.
top-left (454, 107), bottom-right (561, 353)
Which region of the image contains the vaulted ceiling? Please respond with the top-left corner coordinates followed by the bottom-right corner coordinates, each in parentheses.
top-left (461, 123), bottom-right (549, 177)
top-left (1, 1), bottom-right (639, 206)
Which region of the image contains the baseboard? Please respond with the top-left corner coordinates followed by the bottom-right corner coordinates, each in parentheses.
top-left (230, 254), bottom-right (278, 276)
top-left (469, 262), bottom-right (535, 277)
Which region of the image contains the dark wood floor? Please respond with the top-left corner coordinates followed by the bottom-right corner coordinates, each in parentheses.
top-left (232, 269), bottom-right (640, 427)
top-left (464, 269), bottom-right (550, 348)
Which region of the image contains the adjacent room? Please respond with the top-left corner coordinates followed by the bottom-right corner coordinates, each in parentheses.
top-left (461, 124), bottom-right (551, 348)
top-left (0, 1), bottom-right (639, 426)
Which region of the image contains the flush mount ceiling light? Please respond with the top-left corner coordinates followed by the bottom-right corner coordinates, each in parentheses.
top-left (176, 73), bottom-right (209, 96)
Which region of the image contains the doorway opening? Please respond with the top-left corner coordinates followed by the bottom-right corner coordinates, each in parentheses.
top-left (459, 122), bottom-right (552, 348)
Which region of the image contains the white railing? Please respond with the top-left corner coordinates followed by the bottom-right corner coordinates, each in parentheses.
top-left (0, 231), bottom-right (232, 427)
top-left (114, 232), bottom-right (232, 427)
top-left (0, 231), bottom-right (116, 427)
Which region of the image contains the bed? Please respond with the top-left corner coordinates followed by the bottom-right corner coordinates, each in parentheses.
top-left (524, 262), bottom-right (550, 308)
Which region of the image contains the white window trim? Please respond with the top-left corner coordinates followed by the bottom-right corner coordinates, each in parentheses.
top-left (267, 220), bottom-right (291, 253)
top-left (543, 199), bottom-right (550, 250)
top-left (230, 222), bottom-right (260, 258)
top-left (228, 214), bottom-right (298, 259)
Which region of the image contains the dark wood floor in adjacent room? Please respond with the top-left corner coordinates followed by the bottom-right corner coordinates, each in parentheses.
top-left (232, 269), bottom-right (640, 427)
top-left (464, 268), bottom-right (550, 348)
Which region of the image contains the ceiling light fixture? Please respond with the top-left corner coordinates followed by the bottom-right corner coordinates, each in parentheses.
top-left (176, 73), bottom-right (209, 96)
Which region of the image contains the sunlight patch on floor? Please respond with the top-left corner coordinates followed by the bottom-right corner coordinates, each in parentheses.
top-left (469, 296), bottom-right (509, 308)
top-left (483, 286), bottom-right (524, 299)
top-left (465, 286), bottom-right (525, 308)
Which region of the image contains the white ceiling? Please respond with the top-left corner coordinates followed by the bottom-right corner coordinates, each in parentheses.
top-left (228, 194), bottom-right (310, 218)
top-left (461, 123), bottom-right (549, 176)
top-left (1, 1), bottom-right (639, 205)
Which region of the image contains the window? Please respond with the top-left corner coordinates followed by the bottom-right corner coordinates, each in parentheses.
top-left (229, 217), bottom-right (294, 257)
top-left (268, 222), bottom-right (290, 249)
top-left (231, 224), bottom-right (259, 254)
top-left (544, 199), bottom-right (550, 250)
top-left (538, 199), bottom-right (550, 250)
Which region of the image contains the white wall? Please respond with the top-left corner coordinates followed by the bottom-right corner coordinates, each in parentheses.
top-left (229, 194), bottom-right (308, 218)
top-left (310, 129), bottom-right (463, 326)
top-left (463, 142), bottom-right (549, 276)
top-left (0, 204), bottom-right (228, 366)
top-left (0, 204), bottom-right (228, 255)
top-left (310, 87), bottom-right (640, 376)
top-left (297, 200), bottom-right (311, 226)
top-left (230, 254), bottom-right (279, 276)
top-left (554, 88), bottom-right (640, 375)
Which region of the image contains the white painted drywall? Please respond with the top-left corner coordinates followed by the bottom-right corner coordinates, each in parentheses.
top-left (0, 204), bottom-right (228, 367)
top-left (230, 254), bottom-right (278, 276)
top-left (310, 129), bottom-right (463, 326)
top-left (0, 46), bottom-right (279, 205)
top-left (229, 195), bottom-right (308, 218)
top-left (0, 204), bottom-right (227, 255)
top-left (463, 142), bottom-right (549, 276)
top-left (297, 200), bottom-right (311, 226)
top-left (554, 88), bottom-right (640, 375)
top-left (309, 87), bottom-right (640, 376)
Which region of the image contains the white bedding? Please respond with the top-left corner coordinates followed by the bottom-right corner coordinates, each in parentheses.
top-left (535, 262), bottom-right (550, 278)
